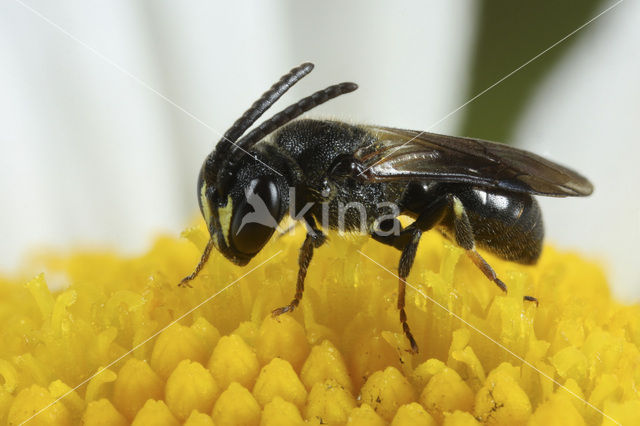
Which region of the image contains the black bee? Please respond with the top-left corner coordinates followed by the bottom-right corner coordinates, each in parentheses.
top-left (180, 63), bottom-right (593, 353)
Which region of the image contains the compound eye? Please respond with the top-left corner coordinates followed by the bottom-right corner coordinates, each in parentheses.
top-left (229, 177), bottom-right (282, 255)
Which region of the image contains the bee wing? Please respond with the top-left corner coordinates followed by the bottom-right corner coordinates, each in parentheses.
top-left (355, 126), bottom-right (593, 197)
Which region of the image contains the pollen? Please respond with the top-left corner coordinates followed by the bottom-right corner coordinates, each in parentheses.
top-left (0, 221), bottom-right (639, 424)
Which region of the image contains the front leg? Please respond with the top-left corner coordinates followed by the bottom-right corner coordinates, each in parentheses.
top-left (272, 226), bottom-right (326, 316)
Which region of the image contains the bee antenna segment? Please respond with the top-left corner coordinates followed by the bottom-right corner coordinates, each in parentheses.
top-left (211, 63), bottom-right (314, 171)
top-left (233, 82), bottom-right (359, 155)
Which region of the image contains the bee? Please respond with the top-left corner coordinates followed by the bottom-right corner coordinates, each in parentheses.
top-left (180, 63), bottom-right (593, 353)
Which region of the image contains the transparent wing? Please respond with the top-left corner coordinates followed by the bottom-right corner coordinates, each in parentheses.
top-left (355, 126), bottom-right (593, 197)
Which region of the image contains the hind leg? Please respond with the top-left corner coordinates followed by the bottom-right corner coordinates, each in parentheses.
top-left (446, 195), bottom-right (538, 304)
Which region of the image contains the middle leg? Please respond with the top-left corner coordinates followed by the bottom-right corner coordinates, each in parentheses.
top-left (372, 195), bottom-right (451, 353)
top-left (397, 228), bottom-right (422, 354)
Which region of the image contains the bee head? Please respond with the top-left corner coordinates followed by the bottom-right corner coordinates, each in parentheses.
top-left (197, 150), bottom-right (287, 266)
top-left (185, 62), bottom-right (357, 280)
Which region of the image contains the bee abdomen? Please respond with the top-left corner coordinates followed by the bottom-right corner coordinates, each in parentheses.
top-left (459, 188), bottom-right (544, 264)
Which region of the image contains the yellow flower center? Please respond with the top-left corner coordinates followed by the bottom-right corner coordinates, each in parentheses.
top-left (0, 221), bottom-right (638, 425)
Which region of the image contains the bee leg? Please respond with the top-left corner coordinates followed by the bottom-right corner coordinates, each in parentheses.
top-left (372, 197), bottom-right (451, 354)
top-left (178, 238), bottom-right (215, 288)
top-left (272, 223), bottom-right (326, 316)
top-left (397, 228), bottom-right (422, 354)
top-left (448, 196), bottom-right (538, 305)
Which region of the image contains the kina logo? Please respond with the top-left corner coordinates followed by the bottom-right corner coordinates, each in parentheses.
top-left (235, 185), bottom-right (283, 234)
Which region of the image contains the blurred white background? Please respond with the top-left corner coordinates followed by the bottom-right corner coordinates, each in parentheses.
top-left (0, 1), bottom-right (638, 299)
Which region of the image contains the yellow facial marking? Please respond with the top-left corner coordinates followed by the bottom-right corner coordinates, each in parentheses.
top-left (453, 197), bottom-right (464, 218)
top-left (218, 197), bottom-right (233, 245)
top-left (200, 183), bottom-right (213, 226)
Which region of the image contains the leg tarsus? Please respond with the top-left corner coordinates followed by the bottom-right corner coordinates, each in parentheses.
top-left (178, 279), bottom-right (193, 288)
top-left (178, 238), bottom-right (215, 288)
top-left (272, 301), bottom-right (298, 316)
top-left (494, 277), bottom-right (508, 293)
top-left (467, 248), bottom-right (539, 304)
top-left (466, 250), bottom-right (507, 293)
top-left (401, 308), bottom-right (419, 353)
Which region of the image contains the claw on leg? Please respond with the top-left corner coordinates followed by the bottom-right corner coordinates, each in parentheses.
top-left (178, 278), bottom-right (193, 288)
top-left (272, 300), bottom-right (299, 317)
